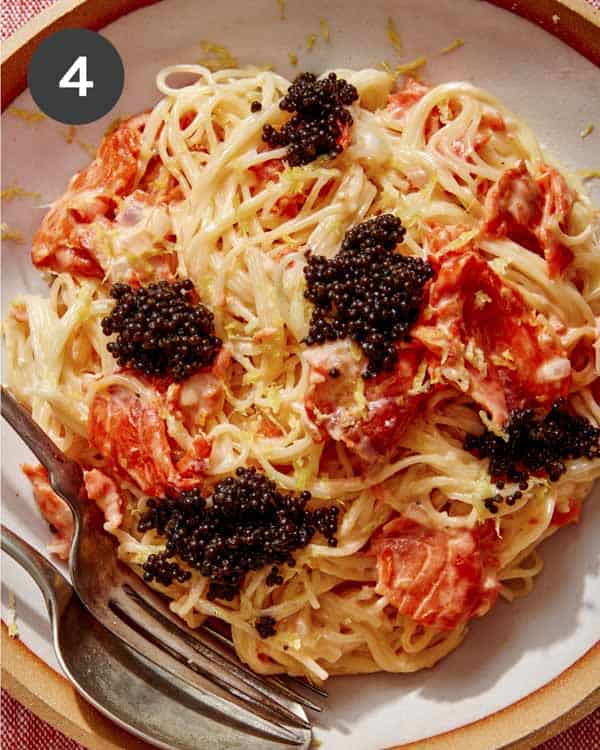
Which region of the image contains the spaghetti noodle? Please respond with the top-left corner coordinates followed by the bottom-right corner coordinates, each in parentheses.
top-left (4, 66), bottom-right (600, 682)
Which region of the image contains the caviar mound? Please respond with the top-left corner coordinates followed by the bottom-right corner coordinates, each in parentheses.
top-left (102, 279), bottom-right (222, 381)
top-left (304, 214), bottom-right (434, 377)
top-left (139, 467), bottom-right (340, 603)
top-left (465, 400), bottom-right (600, 485)
top-left (263, 72), bottom-right (358, 166)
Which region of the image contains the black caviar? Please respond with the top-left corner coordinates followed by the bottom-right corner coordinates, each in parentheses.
top-left (483, 489), bottom-right (523, 515)
top-left (138, 467), bottom-right (340, 601)
top-left (262, 72), bottom-right (358, 166)
top-left (250, 100), bottom-right (262, 112)
top-left (465, 400), bottom-right (600, 485)
top-left (102, 279), bottom-right (222, 381)
top-left (304, 214), bottom-right (434, 377)
top-left (255, 615), bottom-right (277, 639)
top-left (142, 554), bottom-right (192, 586)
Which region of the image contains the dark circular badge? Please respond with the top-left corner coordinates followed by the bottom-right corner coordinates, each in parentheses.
top-left (28, 28), bottom-right (124, 125)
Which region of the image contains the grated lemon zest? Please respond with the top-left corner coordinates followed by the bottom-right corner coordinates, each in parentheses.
top-left (277, 0), bottom-right (286, 20)
top-left (293, 456), bottom-right (311, 491)
top-left (77, 139), bottom-right (98, 159)
top-left (479, 410), bottom-right (509, 441)
top-left (62, 125), bottom-right (97, 157)
top-left (9, 107), bottom-right (46, 122)
top-left (579, 170), bottom-right (600, 182)
top-left (444, 228), bottom-right (478, 251)
top-left (386, 17), bottom-right (402, 54)
top-left (580, 124), bottom-right (594, 139)
top-left (306, 33), bottom-right (318, 51)
top-left (1, 222), bottom-right (24, 243)
top-left (1, 186), bottom-right (41, 202)
top-left (395, 56), bottom-right (427, 76)
top-left (288, 52), bottom-right (299, 66)
top-left (320, 18), bottom-right (330, 42)
top-left (63, 125), bottom-right (77, 144)
top-left (408, 359), bottom-right (430, 396)
top-left (440, 38), bottom-right (465, 55)
top-left (198, 41), bottom-right (239, 71)
top-left (353, 378), bottom-right (368, 419)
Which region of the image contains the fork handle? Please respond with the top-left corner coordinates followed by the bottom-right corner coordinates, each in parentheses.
top-left (1, 525), bottom-right (73, 624)
top-left (1, 387), bottom-right (83, 514)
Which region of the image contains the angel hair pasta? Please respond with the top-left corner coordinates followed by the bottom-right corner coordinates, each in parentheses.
top-left (4, 65), bottom-right (600, 683)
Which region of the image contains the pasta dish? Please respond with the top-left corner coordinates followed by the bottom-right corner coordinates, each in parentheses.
top-left (4, 65), bottom-right (600, 682)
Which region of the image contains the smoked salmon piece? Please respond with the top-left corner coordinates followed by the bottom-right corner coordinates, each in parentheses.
top-left (32, 116), bottom-right (147, 278)
top-left (387, 77), bottom-right (430, 119)
top-left (304, 340), bottom-right (426, 461)
top-left (89, 385), bottom-right (176, 496)
top-left (23, 464), bottom-right (73, 560)
top-left (89, 383), bottom-right (210, 496)
top-left (84, 468), bottom-right (123, 530)
top-left (249, 157), bottom-right (308, 219)
top-left (483, 161), bottom-right (574, 277)
top-left (413, 250), bottom-right (571, 427)
top-left (370, 517), bottom-right (499, 630)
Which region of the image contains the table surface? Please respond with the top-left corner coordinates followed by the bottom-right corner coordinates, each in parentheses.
top-left (1, 1), bottom-right (599, 748)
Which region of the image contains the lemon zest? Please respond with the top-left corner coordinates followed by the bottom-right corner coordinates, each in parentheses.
top-left (440, 38), bottom-right (465, 55)
top-left (444, 228), bottom-right (478, 251)
top-left (198, 41), bottom-right (239, 71)
top-left (9, 107), bottom-right (46, 122)
top-left (77, 138), bottom-right (98, 159)
top-left (395, 56), bottom-right (427, 76)
top-left (386, 17), bottom-right (402, 55)
top-left (63, 125), bottom-right (77, 144)
top-left (579, 169), bottom-right (600, 181)
top-left (1, 222), bottom-right (24, 243)
top-left (479, 410), bottom-right (509, 441)
top-left (1, 186), bottom-right (41, 202)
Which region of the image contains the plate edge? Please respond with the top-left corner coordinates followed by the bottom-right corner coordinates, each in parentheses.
top-left (1, 622), bottom-right (157, 750)
top-left (2, 621), bottom-right (599, 750)
top-left (1, 0), bottom-right (599, 111)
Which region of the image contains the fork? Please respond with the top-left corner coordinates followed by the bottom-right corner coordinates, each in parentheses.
top-left (1, 524), bottom-right (307, 750)
top-left (1, 387), bottom-right (326, 747)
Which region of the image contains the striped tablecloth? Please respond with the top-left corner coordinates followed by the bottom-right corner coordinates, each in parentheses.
top-left (1, 1), bottom-right (598, 748)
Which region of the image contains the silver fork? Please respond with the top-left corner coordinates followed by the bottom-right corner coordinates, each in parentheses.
top-left (1, 387), bottom-right (326, 747)
top-left (1, 525), bottom-right (304, 750)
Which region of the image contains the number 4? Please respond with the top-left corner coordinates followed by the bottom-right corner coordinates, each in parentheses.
top-left (59, 56), bottom-right (94, 97)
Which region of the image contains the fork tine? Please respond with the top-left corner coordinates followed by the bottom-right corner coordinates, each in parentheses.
top-left (201, 620), bottom-right (328, 702)
top-left (120, 581), bottom-right (312, 730)
top-left (106, 597), bottom-right (308, 746)
top-left (269, 676), bottom-right (327, 706)
top-left (122, 575), bottom-right (325, 712)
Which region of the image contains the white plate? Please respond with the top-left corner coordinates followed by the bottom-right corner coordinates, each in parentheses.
top-left (2, 1), bottom-right (599, 748)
